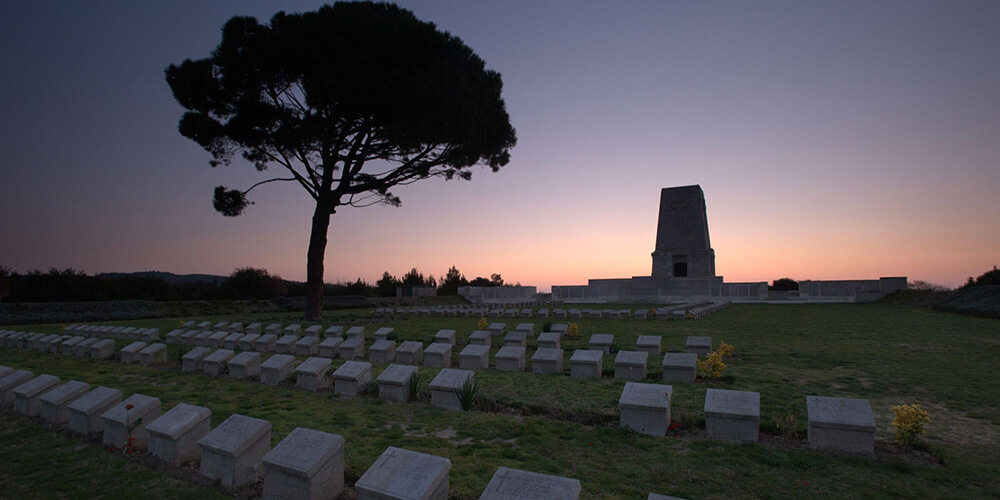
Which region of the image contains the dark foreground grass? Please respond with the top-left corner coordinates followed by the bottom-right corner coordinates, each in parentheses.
top-left (3, 302), bottom-right (999, 498)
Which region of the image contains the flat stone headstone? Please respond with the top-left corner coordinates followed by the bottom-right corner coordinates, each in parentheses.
top-left (39, 380), bottom-right (91, 423)
top-left (13, 374), bottom-right (61, 416)
top-left (423, 343), bottom-right (452, 368)
top-left (397, 341), bottom-right (423, 365)
top-left (275, 335), bottom-right (300, 354)
top-left (229, 351), bottom-right (262, 380)
top-left (284, 324), bottom-right (302, 335)
top-left (433, 329), bottom-right (456, 345)
top-left (685, 336), bottom-right (712, 357)
top-left (515, 323), bottom-right (535, 336)
top-left (147, 403), bottom-right (212, 466)
top-left (90, 339), bottom-right (116, 360)
top-left (488, 323), bottom-right (506, 337)
top-left (67, 386), bottom-right (122, 435)
top-left (537, 332), bottom-right (561, 349)
top-left (619, 382), bottom-right (672, 437)
top-left (662, 353), bottom-right (698, 383)
top-left (338, 338), bottom-right (364, 360)
top-left (238, 333), bottom-right (261, 351)
top-left (203, 349), bottom-right (236, 376)
top-left (495, 346), bottom-right (526, 372)
top-left (374, 327), bottom-right (394, 342)
top-left (227, 322), bottom-right (244, 332)
top-left (504, 331), bottom-right (527, 347)
top-left (194, 331), bottom-right (214, 347)
top-left (223, 332), bottom-right (244, 350)
top-left (264, 323), bottom-right (282, 334)
top-left (165, 329), bottom-right (185, 344)
top-left (635, 310), bottom-right (648, 320)
top-left (198, 413), bottom-right (273, 489)
top-left (180, 330), bottom-right (200, 346)
top-left (60, 336), bottom-right (84, 354)
top-left (295, 336), bottom-right (320, 356)
top-left (208, 331), bottom-right (229, 348)
top-left (704, 388), bottom-right (760, 443)
top-left (377, 364), bottom-right (419, 403)
top-left (636, 335), bottom-right (662, 356)
top-left (263, 427), bottom-right (346, 499)
top-left (101, 393), bottom-right (161, 451)
top-left (332, 360), bottom-right (373, 397)
top-left (355, 446), bottom-right (450, 500)
top-left (459, 344), bottom-right (489, 370)
top-left (588, 334), bottom-right (613, 353)
top-left (324, 325), bottom-right (344, 338)
top-left (0, 365), bottom-right (14, 380)
top-left (429, 369), bottom-right (473, 411)
top-left (531, 348), bottom-right (564, 375)
top-left (182, 346), bottom-right (212, 372)
top-left (181, 321), bottom-right (197, 329)
top-left (295, 357), bottom-right (332, 392)
top-left (261, 354), bottom-right (296, 386)
top-left (615, 351), bottom-right (649, 380)
top-left (139, 343), bottom-right (167, 367)
top-left (480, 466), bottom-right (581, 500)
top-left (537, 308), bottom-right (550, 318)
top-left (807, 395), bottom-right (876, 455)
top-left (570, 350), bottom-right (603, 378)
top-left (345, 326), bottom-right (365, 340)
top-left (303, 324), bottom-right (322, 337)
top-left (255, 333), bottom-right (278, 353)
top-left (245, 322), bottom-right (263, 334)
top-left (552, 309), bottom-right (567, 318)
top-left (213, 321), bottom-right (230, 330)
top-left (468, 330), bottom-right (491, 347)
top-left (370, 340), bottom-right (397, 364)
top-left (76, 337), bottom-right (100, 356)
top-left (318, 337), bottom-right (344, 358)
top-left (120, 341), bottom-right (147, 364)
top-left (1, 369), bottom-right (35, 406)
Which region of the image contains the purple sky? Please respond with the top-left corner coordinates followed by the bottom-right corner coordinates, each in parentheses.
top-left (2, 1), bottom-right (998, 291)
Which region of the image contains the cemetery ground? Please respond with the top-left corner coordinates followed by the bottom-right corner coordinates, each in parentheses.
top-left (2, 300), bottom-right (998, 499)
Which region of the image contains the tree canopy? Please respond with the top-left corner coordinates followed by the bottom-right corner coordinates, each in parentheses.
top-left (166, 2), bottom-right (516, 319)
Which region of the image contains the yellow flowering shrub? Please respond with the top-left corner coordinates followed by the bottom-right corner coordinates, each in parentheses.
top-left (477, 316), bottom-right (489, 330)
top-left (891, 404), bottom-right (931, 446)
top-left (697, 351), bottom-right (727, 378)
top-left (717, 341), bottom-right (734, 357)
top-left (566, 323), bottom-right (579, 337)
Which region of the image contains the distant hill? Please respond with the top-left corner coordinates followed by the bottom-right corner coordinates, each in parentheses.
top-left (97, 271), bottom-right (228, 285)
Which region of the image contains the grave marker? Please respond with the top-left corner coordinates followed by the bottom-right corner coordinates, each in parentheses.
top-left (423, 343), bottom-right (452, 368)
top-left (147, 403), bottom-right (212, 465)
top-left (101, 393), bottom-right (161, 451)
top-left (570, 350), bottom-right (603, 378)
top-left (198, 413), bottom-right (273, 488)
top-left (480, 466), bottom-right (581, 500)
top-left (332, 361), bottom-right (372, 397)
top-left (263, 427), bottom-right (346, 500)
top-left (495, 346), bottom-right (526, 372)
top-left (261, 354), bottom-right (295, 386)
top-left (619, 382), bottom-right (672, 436)
top-left (355, 447), bottom-right (450, 500)
top-left (377, 364), bottom-right (418, 403)
top-left (67, 386), bottom-right (122, 435)
top-left (295, 357), bottom-right (332, 392)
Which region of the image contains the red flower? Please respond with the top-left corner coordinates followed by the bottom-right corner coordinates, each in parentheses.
top-left (125, 403), bottom-right (135, 410)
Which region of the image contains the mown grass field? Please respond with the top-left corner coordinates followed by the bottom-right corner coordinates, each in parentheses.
top-left (2, 299), bottom-right (998, 499)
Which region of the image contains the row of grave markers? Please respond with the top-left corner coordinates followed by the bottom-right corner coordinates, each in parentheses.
top-left (4, 324), bottom-right (880, 457)
top-left (3, 362), bottom-right (677, 499)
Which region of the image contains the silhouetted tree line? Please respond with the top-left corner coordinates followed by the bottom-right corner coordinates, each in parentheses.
top-left (0, 265), bottom-right (522, 302)
top-left (375, 266), bottom-right (516, 297)
top-left (962, 266), bottom-right (1000, 289)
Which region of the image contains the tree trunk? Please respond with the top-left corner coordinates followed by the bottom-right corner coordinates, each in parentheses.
top-left (303, 201), bottom-right (331, 321)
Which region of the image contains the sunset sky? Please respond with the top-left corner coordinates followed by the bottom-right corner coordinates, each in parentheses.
top-left (2, 1), bottom-right (997, 291)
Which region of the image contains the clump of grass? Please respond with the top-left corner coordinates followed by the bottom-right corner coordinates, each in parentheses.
top-left (459, 377), bottom-right (479, 411)
top-left (408, 372), bottom-right (420, 401)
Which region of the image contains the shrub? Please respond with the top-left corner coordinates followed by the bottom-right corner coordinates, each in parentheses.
top-left (891, 404), bottom-right (931, 446)
top-left (408, 373), bottom-right (420, 401)
top-left (477, 316), bottom-right (488, 330)
top-left (566, 323), bottom-right (579, 337)
top-left (717, 341), bottom-right (734, 357)
top-left (697, 351), bottom-right (727, 378)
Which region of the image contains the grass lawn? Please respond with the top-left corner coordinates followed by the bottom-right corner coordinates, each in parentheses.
top-left (2, 300), bottom-right (998, 499)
